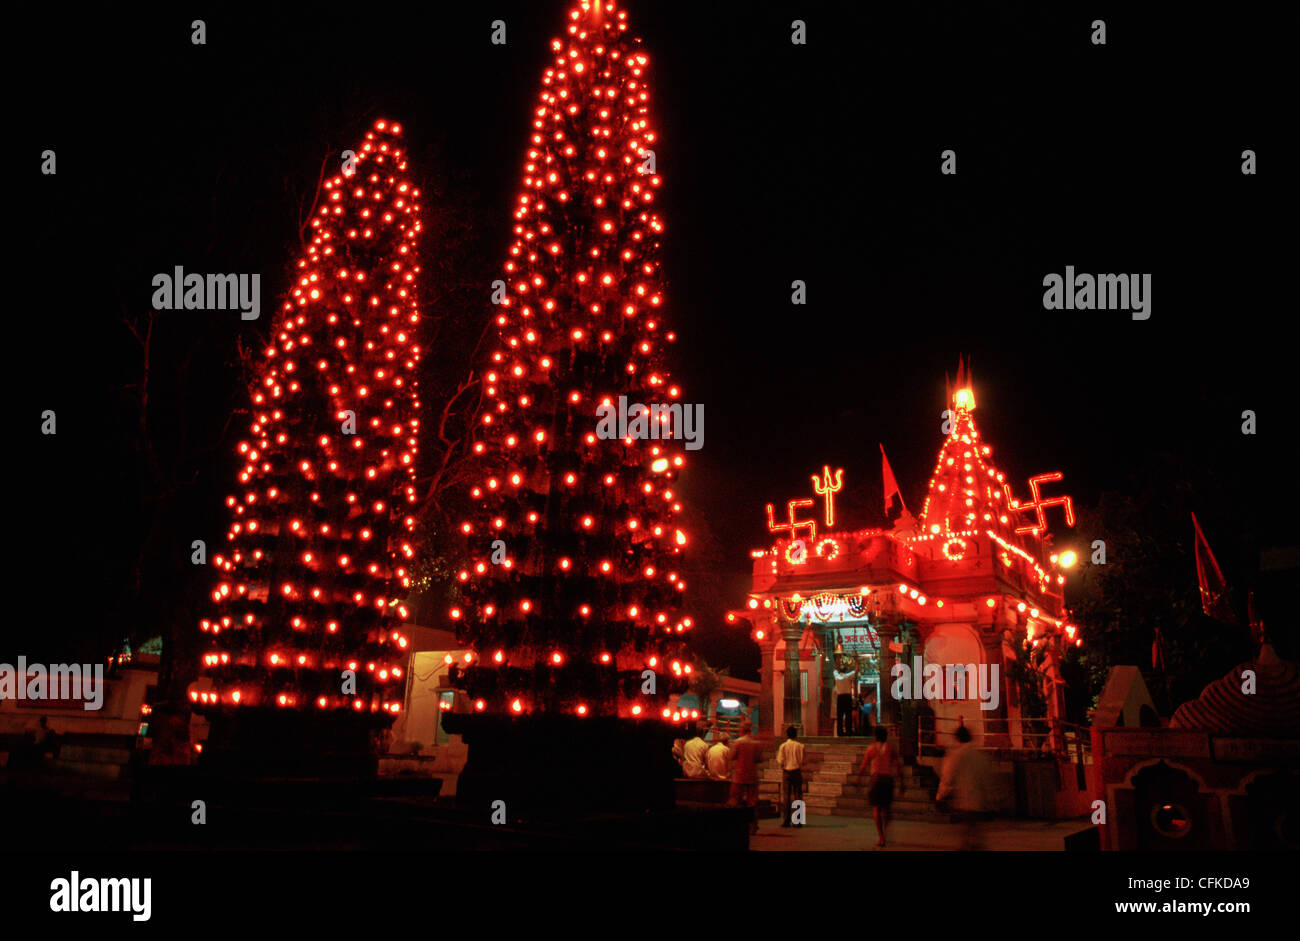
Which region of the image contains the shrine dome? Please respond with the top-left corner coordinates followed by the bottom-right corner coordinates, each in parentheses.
top-left (1170, 645), bottom-right (1300, 736)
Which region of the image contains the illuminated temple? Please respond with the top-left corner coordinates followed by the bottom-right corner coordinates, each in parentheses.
top-left (736, 367), bottom-right (1084, 765)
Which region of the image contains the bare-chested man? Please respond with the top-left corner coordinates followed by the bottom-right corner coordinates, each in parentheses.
top-left (856, 725), bottom-right (903, 847)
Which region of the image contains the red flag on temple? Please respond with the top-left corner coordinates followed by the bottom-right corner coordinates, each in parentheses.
top-left (880, 443), bottom-right (906, 515)
top-left (1247, 589), bottom-right (1266, 647)
top-left (1152, 627), bottom-right (1166, 671)
top-left (1192, 513), bottom-right (1237, 624)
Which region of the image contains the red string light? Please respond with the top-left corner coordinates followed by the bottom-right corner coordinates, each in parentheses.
top-left (194, 119), bottom-right (422, 714)
top-left (448, 0), bottom-right (691, 719)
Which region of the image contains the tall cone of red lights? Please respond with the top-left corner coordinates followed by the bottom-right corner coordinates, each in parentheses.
top-left (193, 120), bottom-right (422, 775)
top-left (444, 0), bottom-right (692, 813)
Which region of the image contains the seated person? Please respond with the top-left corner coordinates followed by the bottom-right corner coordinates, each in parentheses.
top-left (681, 727), bottom-right (710, 779)
top-left (706, 734), bottom-right (731, 780)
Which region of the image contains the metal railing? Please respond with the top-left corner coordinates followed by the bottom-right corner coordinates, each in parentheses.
top-left (708, 715), bottom-right (746, 740)
top-left (917, 714), bottom-right (1092, 766)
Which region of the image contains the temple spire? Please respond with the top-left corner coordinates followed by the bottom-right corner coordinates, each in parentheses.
top-left (952, 356), bottom-right (975, 416)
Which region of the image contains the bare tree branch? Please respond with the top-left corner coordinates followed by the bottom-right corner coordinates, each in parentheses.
top-left (299, 149), bottom-right (335, 249)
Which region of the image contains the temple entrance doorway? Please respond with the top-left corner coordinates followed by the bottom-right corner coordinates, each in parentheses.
top-left (829, 624), bottom-right (880, 738)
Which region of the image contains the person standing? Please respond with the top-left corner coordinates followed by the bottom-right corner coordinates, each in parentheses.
top-left (776, 726), bottom-right (806, 827)
top-left (835, 672), bottom-right (855, 736)
top-left (31, 716), bottom-right (55, 755)
top-left (936, 724), bottom-right (991, 850)
top-left (22, 716), bottom-right (57, 768)
top-left (856, 725), bottom-right (902, 847)
top-left (728, 723), bottom-right (763, 835)
top-left (859, 689), bottom-right (876, 736)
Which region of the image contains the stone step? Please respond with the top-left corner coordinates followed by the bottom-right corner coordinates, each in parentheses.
top-left (762, 768), bottom-right (852, 785)
top-left (839, 769), bottom-right (936, 785)
top-left (760, 760), bottom-right (927, 793)
top-left (814, 760), bottom-right (864, 771)
top-left (818, 761), bottom-right (856, 773)
top-left (769, 794), bottom-right (836, 814)
top-left (803, 750), bottom-right (868, 759)
top-left (764, 752), bottom-right (860, 765)
top-left (760, 776), bottom-right (842, 792)
top-left (762, 781), bottom-right (842, 797)
top-left (52, 758), bottom-right (125, 780)
top-left (792, 747), bottom-right (867, 758)
top-left (761, 766), bottom-right (937, 788)
top-left (57, 745), bottom-right (134, 765)
top-left (762, 758), bottom-right (857, 773)
top-left (809, 776), bottom-right (852, 790)
top-left (805, 782), bottom-right (844, 797)
top-left (799, 737), bottom-right (876, 745)
top-left (840, 784), bottom-right (937, 800)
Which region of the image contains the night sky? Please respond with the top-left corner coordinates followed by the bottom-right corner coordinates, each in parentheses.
top-left (15, 2), bottom-right (1293, 680)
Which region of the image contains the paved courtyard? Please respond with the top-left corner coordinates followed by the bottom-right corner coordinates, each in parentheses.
top-left (751, 813), bottom-right (1091, 851)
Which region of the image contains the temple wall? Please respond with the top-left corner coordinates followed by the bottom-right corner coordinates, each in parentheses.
top-left (919, 622), bottom-right (990, 745)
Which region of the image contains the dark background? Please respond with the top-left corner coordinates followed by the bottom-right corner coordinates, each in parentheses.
top-left (13, 2), bottom-right (1294, 686)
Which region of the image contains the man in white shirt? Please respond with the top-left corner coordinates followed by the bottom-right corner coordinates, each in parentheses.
top-left (776, 726), bottom-right (806, 827)
top-left (682, 727), bottom-right (710, 779)
top-left (706, 734), bottom-right (731, 780)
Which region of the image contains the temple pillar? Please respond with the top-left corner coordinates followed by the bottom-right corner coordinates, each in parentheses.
top-left (756, 615), bottom-right (776, 736)
top-left (780, 619), bottom-right (804, 737)
top-left (897, 621), bottom-right (920, 762)
top-left (817, 627), bottom-right (835, 737)
top-left (982, 632), bottom-right (1012, 747)
top-left (877, 619), bottom-right (901, 730)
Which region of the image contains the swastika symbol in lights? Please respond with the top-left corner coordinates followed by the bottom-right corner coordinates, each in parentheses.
top-left (767, 498), bottom-right (817, 545)
top-left (1006, 472), bottom-right (1075, 535)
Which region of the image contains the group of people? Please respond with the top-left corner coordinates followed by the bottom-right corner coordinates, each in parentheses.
top-left (675, 723), bottom-right (729, 781)
top-left (674, 715), bottom-right (991, 847)
top-left (674, 722), bottom-right (810, 832)
top-left (673, 722), bottom-right (768, 834)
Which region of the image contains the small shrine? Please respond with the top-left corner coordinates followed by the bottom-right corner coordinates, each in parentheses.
top-left (1092, 644), bottom-right (1300, 850)
top-left (735, 365), bottom-right (1082, 758)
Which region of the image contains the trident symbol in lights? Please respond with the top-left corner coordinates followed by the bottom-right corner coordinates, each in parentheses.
top-left (1005, 472), bottom-right (1075, 535)
top-left (811, 466), bottom-right (844, 528)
